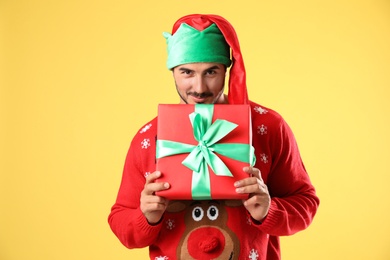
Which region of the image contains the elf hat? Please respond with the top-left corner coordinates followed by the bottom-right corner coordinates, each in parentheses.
top-left (164, 14), bottom-right (248, 105)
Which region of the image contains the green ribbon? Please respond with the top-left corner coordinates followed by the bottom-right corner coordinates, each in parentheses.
top-left (156, 104), bottom-right (255, 200)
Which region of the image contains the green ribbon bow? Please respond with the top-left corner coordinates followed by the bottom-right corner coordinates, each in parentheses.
top-left (156, 104), bottom-right (255, 200)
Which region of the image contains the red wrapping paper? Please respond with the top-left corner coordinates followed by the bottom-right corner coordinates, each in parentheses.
top-left (156, 104), bottom-right (253, 200)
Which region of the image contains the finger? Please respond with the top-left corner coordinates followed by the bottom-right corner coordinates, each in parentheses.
top-left (236, 182), bottom-right (259, 194)
top-left (144, 195), bottom-right (170, 209)
top-left (244, 167), bottom-right (264, 183)
top-left (234, 176), bottom-right (257, 188)
top-left (143, 181), bottom-right (170, 195)
top-left (145, 171), bottom-right (163, 183)
top-left (236, 179), bottom-right (269, 194)
top-left (142, 193), bottom-right (168, 205)
top-left (243, 166), bottom-right (252, 175)
top-left (243, 166), bottom-right (260, 177)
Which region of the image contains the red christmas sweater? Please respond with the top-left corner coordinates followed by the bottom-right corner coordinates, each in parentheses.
top-left (108, 101), bottom-right (319, 260)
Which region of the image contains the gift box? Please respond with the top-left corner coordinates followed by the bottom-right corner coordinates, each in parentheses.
top-left (156, 104), bottom-right (255, 200)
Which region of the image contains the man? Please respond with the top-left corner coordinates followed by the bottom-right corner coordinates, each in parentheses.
top-left (108, 14), bottom-right (319, 259)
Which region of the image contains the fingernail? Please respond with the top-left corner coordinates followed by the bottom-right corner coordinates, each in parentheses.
top-left (164, 183), bottom-right (170, 189)
top-left (234, 181), bottom-right (240, 187)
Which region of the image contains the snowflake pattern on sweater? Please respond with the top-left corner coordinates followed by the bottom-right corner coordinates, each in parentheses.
top-left (249, 249), bottom-right (260, 260)
top-left (140, 123), bottom-right (152, 133)
top-left (141, 138), bottom-right (150, 149)
top-left (254, 106), bottom-right (268, 115)
top-left (154, 256), bottom-right (168, 260)
top-left (257, 124), bottom-right (268, 135)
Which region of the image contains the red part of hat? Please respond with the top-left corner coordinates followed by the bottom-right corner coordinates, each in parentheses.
top-left (171, 14), bottom-right (248, 105)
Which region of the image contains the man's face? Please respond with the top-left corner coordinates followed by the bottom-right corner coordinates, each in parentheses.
top-left (173, 63), bottom-right (227, 104)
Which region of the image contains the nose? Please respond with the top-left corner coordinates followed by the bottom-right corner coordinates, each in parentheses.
top-left (186, 227), bottom-right (225, 259)
top-left (193, 75), bottom-right (207, 93)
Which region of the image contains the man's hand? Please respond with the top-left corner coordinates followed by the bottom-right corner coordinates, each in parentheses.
top-left (234, 166), bottom-right (271, 222)
top-left (140, 171), bottom-right (170, 224)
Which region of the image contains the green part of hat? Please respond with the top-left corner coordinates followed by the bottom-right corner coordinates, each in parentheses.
top-left (163, 23), bottom-right (232, 69)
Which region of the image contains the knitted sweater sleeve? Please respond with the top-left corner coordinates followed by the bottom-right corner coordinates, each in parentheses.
top-left (108, 121), bottom-right (162, 248)
top-left (254, 111), bottom-right (319, 236)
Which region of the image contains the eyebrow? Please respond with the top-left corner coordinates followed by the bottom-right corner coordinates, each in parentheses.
top-left (204, 65), bottom-right (221, 71)
top-left (178, 65), bottom-right (221, 72)
top-left (178, 67), bottom-right (194, 72)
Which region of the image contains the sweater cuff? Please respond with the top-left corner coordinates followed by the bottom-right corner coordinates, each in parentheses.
top-left (135, 207), bottom-right (163, 237)
top-left (257, 200), bottom-right (281, 232)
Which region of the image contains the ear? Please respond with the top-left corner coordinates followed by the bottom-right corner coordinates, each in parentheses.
top-left (224, 199), bottom-right (243, 207)
top-left (166, 200), bottom-right (188, 213)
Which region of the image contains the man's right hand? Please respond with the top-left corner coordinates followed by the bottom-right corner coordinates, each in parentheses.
top-left (140, 171), bottom-right (170, 224)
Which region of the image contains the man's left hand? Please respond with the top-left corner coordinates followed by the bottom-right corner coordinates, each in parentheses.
top-left (234, 166), bottom-right (271, 223)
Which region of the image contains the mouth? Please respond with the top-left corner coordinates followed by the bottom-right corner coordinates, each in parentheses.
top-left (189, 93), bottom-right (212, 104)
top-left (192, 96), bottom-right (207, 104)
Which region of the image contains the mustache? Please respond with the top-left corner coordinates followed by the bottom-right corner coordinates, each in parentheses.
top-left (187, 92), bottom-right (213, 98)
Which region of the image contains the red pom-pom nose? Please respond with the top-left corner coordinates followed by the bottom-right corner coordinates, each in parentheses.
top-left (187, 227), bottom-right (225, 259)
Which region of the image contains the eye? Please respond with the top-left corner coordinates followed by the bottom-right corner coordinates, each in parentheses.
top-left (205, 69), bottom-right (216, 75)
top-left (207, 205), bottom-right (219, 221)
top-left (192, 206), bottom-right (204, 221)
top-left (181, 69), bottom-right (192, 75)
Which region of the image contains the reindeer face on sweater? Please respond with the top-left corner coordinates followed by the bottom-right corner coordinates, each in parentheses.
top-left (167, 200), bottom-right (241, 259)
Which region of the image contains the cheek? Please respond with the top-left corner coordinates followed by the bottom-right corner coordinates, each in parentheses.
top-left (175, 77), bottom-right (192, 92)
top-left (210, 78), bottom-right (225, 92)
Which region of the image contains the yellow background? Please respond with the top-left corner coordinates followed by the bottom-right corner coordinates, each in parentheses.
top-left (1, 0), bottom-right (390, 259)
